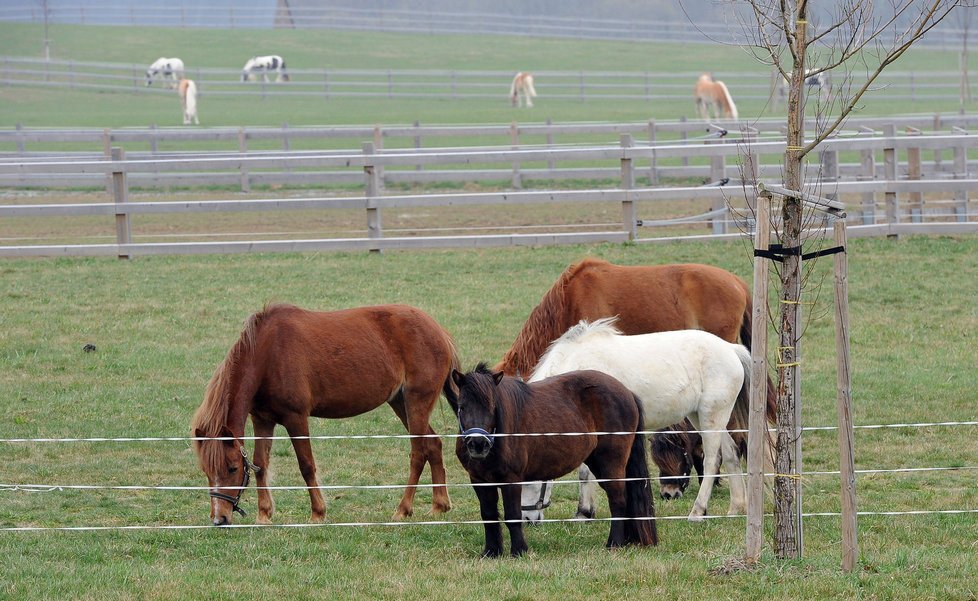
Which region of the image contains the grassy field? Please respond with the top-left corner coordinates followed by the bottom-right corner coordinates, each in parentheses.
top-left (1, 22), bottom-right (973, 128)
top-left (1, 236), bottom-right (977, 600)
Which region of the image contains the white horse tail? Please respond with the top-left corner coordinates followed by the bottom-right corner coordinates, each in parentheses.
top-left (524, 73), bottom-right (537, 98)
top-left (717, 80), bottom-right (738, 120)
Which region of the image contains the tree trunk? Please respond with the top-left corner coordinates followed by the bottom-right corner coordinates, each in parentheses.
top-left (774, 5), bottom-right (809, 559)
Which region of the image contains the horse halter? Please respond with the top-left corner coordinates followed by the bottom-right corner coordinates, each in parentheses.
top-left (460, 426), bottom-right (495, 451)
top-left (209, 445), bottom-right (260, 517)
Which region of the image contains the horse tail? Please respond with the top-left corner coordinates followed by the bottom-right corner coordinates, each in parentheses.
top-left (279, 60), bottom-right (290, 82)
top-left (624, 395), bottom-right (658, 546)
top-left (442, 334), bottom-right (461, 410)
top-left (525, 74), bottom-right (537, 98)
top-left (718, 81), bottom-right (738, 120)
top-left (510, 73), bottom-right (520, 99)
top-left (730, 345), bottom-right (774, 473)
top-left (185, 80), bottom-right (197, 113)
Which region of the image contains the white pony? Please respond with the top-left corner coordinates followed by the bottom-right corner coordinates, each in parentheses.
top-left (693, 73), bottom-right (738, 121)
top-left (242, 55), bottom-right (289, 83)
top-left (777, 68), bottom-right (832, 106)
top-left (178, 79), bottom-right (199, 125)
top-left (526, 318), bottom-right (754, 521)
top-left (510, 72), bottom-right (537, 108)
top-left (145, 57), bottom-right (185, 88)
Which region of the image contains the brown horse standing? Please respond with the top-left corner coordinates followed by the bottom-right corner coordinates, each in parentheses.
top-left (449, 364), bottom-right (657, 557)
top-left (494, 258), bottom-right (776, 513)
top-left (191, 303), bottom-right (459, 526)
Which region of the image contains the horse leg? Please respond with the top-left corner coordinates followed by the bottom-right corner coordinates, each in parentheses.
top-left (251, 415), bottom-right (276, 524)
top-left (501, 483), bottom-right (529, 557)
top-left (473, 483), bottom-right (504, 557)
top-left (575, 464), bottom-right (598, 519)
top-left (388, 390), bottom-right (452, 519)
top-left (689, 423), bottom-right (722, 521)
top-left (721, 431), bottom-right (746, 515)
top-left (586, 461), bottom-right (628, 548)
top-left (282, 416), bottom-right (327, 523)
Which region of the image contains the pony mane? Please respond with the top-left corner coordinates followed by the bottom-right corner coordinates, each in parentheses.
top-left (556, 316), bottom-right (622, 344)
top-left (496, 258), bottom-right (603, 376)
top-left (190, 304), bottom-right (285, 471)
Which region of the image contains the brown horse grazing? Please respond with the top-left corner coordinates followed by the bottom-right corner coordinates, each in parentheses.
top-left (449, 364), bottom-right (657, 557)
top-left (493, 258), bottom-right (776, 518)
top-left (651, 423), bottom-right (706, 501)
top-left (191, 303), bottom-right (459, 526)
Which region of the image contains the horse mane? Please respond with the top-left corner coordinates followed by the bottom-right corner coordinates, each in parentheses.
top-left (496, 259), bottom-right (601, 376)
top-left (190, 304), bottom-right (286, 471)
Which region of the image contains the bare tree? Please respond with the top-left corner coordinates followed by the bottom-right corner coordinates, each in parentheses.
top-left (732, 0), bottom-right (974, 560)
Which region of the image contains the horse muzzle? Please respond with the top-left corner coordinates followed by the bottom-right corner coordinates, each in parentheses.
top-left (462, 427), bottom-right (494, 459)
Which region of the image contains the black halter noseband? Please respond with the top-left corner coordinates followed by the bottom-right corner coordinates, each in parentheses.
top-left (209, 445), bottom-right (260, 517)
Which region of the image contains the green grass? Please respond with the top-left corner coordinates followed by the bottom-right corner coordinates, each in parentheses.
top-left (1, 236), bottom-right (977, 599)
top-left (1, 22), bottom-right (973, 128)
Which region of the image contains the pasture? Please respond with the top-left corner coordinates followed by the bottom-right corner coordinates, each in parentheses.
top-left (2, 237), bottom-right (977, 599)
top-left (1, 19), bottom-right (977, 600)
top-left (1, 22), bottom-right (973, 128)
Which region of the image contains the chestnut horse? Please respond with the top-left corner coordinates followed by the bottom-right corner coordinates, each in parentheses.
top-left (510, 71), bottom-right (537, 107)
top-left (493, 258), bottom-right (776, 520)
top-left (693, 73), bottom-right (738, 121)
top-left (191, 303), bottom-right (458, 526)
top-left (449, 364), bottom-right (657, 557)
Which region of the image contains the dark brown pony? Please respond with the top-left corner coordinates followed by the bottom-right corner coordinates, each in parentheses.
top-left (191, 303), bottom-right (459, 526)
top-left (493, 258), bottom-right (776, 508)
top-left (651, 423), bottom-right (706, 500)
top-left (448, 364), bottom-right (657, 557)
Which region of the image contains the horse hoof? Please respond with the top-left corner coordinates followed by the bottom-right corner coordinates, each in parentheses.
top-left (391, 507), bottom-right (412, 520)
top-left (257, 514), bottom-right (273, 525)
top-left (574, 508), bottom-right (596, 520)
top-left (687, 511), bottom-right (706, 523)
top-left (310, 511), bottom-right (326, 524)
top-left (431, 501), bottom-right (452, 514)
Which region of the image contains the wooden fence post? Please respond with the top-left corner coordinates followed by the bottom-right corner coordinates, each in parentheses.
top-left (647, 119), bottom-right (658, 185)
top-left (953, 132), bottom-right (969, 222)
top-left (510, 121), bottom-right (522, 189)
top-left (883, 124), bottom-right (898, 237)
top-left (833, 218), bottom-right (858, 572)
top-left (373, 126), bottom-right (385, 191)
top-left (15, 123), bottom-right (26, 154)
top-left (363, 141), bottom-right (382, 253)
top-left (906, 127), bottom-right (922, 223)
top-left (858, 127), bottom-right (877, 225)
top-left (413, 120), bottom-right (423, 171)
top-left (238, 127), bottom-right (250, 193)
top-left (111, 147), bottom-right (131, 260)
top-left (546, 118), bottom-right (556, 172)
top-left (746, 189), bottom-right (771, 564)
top-left (710, 144), bottom-right (727, 235)
top-left (620, 134), bottom-right (636, 241)
top-left (103, 128), bottom-right (113, 194)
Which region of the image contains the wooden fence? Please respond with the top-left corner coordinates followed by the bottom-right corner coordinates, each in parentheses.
top-left (2, 116), bottom-right (978, 192)
top-left (1, 129), bottom-right (975, 257)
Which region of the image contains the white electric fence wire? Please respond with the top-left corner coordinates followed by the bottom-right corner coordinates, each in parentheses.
top-left (1, 420), bottom-right (975, 444)
top-left (3, 510), bottom-right (977, 533)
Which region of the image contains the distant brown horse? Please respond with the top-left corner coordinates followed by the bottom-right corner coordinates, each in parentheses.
top-left (191, 303), bottom-right (459, 526)
top-left (449, 364), bottom-right (657, 557)
top-left (493, 258), bottom-right (776, 518)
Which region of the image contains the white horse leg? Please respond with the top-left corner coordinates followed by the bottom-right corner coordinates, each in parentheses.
top-left (576, 464), bottom-right (598, 519)
top-left (689, 426), bottom-right (722, 521)
top-left (721, 431), bottom-right (746, 515)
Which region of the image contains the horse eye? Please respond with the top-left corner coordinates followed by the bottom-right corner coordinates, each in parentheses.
top-left (228, 466), bottom-right (239, 474)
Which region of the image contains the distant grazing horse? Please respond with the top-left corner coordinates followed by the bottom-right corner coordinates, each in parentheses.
top-left (242, 55), bottom-right (289, 82)
top-left (449, 364), bottom-right (657, 557)
top-left (145, 57), bottom-right (184, 88)
top-left (191, 303), bottom-right (458, 526)
top-left (531, 319), bottom-right (757, 520)
top-left (492, 258), bottom-right (776, 521)
top-left (178, 79), bottom-right (199, 125)
top-left (693, 73), bottom-right (738, 121)
top-left (510, 72), bottom-right (537, 107)
top-left (778, 68), bottom-right (832, 106)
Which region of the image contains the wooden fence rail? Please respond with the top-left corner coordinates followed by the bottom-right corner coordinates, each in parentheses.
top-left (1, 132), bottom-right (975, 257)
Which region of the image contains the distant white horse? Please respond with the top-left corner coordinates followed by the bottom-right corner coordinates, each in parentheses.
top-left (777, 68), bottom-right (832, 106)
top-left (510, 72), bottom-right (537, 107)
top-left (526, 318), bottom-right (755, 521)
top-left (242, 55), bottom-right (289, 83)
top-left (145, 57), bottom-right (184, 88)
top-left (178, 79), bottom-right (199, 125)
top-left (693, 73), bottom-right (738, 121)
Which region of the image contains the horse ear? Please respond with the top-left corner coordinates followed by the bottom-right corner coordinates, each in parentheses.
top-left (491, 371), bottom-right (504, 386)
top-left (451, 369), bottom-right (464, 388)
